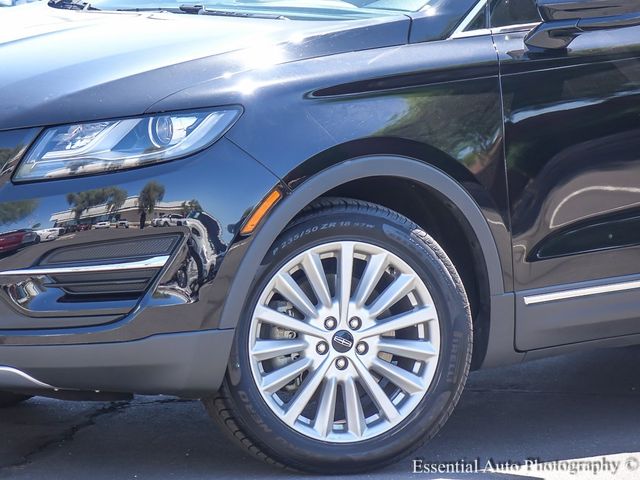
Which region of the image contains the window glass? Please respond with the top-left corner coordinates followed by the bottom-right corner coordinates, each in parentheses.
top-left (490, 0), bottom-right (540, 28)
top-left (464, 5), bottom-right (488, 31)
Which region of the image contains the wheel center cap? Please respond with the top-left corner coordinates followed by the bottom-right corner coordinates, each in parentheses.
top-left (331, 330), bottom-right (354, 353)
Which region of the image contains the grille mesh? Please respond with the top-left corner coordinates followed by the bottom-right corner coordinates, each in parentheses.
top-left (41, 236), bottom-right (180, 265)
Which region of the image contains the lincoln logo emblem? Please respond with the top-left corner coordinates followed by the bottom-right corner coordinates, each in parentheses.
top-left (334, 336), bottom-right (352, 348)
top-left (332, 331), bottom-right (354, 353)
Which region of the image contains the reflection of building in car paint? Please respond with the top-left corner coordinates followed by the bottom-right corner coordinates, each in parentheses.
top-left (43, 190), bottom-right (230, 308)
top-left (50, 196), bottom-right (187, 229)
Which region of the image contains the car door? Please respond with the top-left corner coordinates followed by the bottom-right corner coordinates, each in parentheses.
top-left (492, 0), bottom-right (640, 350)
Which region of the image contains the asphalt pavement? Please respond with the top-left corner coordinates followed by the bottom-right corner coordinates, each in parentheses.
top-left (2, 346), bottom-right (640, 479)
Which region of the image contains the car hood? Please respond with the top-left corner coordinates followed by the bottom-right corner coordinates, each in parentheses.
top-left (0, 3), bottom-right (410, 130)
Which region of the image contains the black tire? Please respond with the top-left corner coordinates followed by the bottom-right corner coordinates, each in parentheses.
top-left (205, 198), bottom-right (472, 473)
top-left (0, 392), bottom-right (31, 407)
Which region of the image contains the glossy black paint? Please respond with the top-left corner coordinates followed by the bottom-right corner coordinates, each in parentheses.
top-left (0, 137), bottom-right (281, 345)
top-left (1, 1), bottom-right (640, 395)
top-left (537, 0), bottom-right (640, 21)
top-left (498, 23), bottom-right (640, 348)
top-left (0, 2), bottom-right (496, 131)
top-left (407, 0), bottom-right (478, 42)
top-left (499, 26), bottom-right (640, 290)
top-left (524, 0), bottom-right (640, 50)
top-left (218, 35), bottom-right (511, 284)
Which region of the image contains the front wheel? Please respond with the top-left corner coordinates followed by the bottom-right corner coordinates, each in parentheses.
top-left (205, 198), bottom-right (472, 473)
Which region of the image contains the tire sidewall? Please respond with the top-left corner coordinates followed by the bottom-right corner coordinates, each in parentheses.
top-left (224, 209), bottom-right (471, 472)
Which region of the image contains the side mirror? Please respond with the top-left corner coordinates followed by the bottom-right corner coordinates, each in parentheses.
top-left (525, 0), bottom-right (640, 50)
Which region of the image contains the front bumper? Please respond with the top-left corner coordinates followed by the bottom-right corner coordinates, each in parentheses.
top-left (0, 329), bottom-right (234, 397)
top-left (0, 134), bottom-right (280, 395)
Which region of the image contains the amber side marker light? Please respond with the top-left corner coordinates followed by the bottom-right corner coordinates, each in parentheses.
top-left (240, 188), bottom-right (283, 235)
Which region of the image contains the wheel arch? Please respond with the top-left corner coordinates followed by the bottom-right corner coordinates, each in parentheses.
top-left (220, 155), bottom-right (507, 368)
top-left (281, 137), bottom-right (480, 189)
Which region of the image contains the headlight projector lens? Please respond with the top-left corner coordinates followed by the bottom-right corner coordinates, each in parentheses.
top-left (149, 116), bottom-right (174, 147)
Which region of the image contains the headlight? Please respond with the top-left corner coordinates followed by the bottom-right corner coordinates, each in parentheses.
top-left (14, 107), bottom-right (242, 182)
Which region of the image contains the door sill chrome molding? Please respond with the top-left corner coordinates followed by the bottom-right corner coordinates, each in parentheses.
top-left (0, 255), bottom-right (170, 277)
top-left (523, 279), bottom-right (640, 305)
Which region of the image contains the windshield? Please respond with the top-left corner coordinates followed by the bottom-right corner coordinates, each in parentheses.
top-left (68, 1), bottom-right (431, 18)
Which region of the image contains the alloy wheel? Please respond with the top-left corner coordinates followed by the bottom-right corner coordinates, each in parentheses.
top-left (248, 241), bottom-right (441, 443)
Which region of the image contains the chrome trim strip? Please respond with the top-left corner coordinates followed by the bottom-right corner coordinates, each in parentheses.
top-left (450, 21), bottom-right (540, 39)
top-left (523, 279), bottom-right (640, 305)
top-left (0, 255), bottom-right (170, 277)
top-left (451, 27), bottom-right (490, 39)
top-left (492, 22), bottom-right (540, 34)
top-left (0, 366), bottom-right (56, 390)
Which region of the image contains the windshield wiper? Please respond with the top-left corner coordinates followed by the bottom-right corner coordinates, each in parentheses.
top-left (179, 4), bottom-right (288, 20)
top-left (48, 0), bottom-right (100, 10)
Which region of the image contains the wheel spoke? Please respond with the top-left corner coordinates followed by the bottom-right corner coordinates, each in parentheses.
top-left (343, 376), bottom-right (365, 437)
top-left (312, 377), bottom-right (338, 437)
top-left (275, 272), bottom-right (318, 319)
top-left (370, 358), bottom-right (425, 395)
top-left (250, 240), bottom-right (442, 442)
top-left (301, 252), bottom-right (332, 309)
top-left (254, 305), bottom-right (324, 338)
top-left (353, 253), bottom-right (388, 308)
top-left (251, 339), bottom-right (308, 362)
top-left (367, 274), bottom-right (415, 318)
top-left (360, 307), bottom-right (434, 338)
top-left (376, 339), bottom-right (437, 362)
top-left (353, 358), bottom-right (399, 422)
top-left (283, 358), bottom-right (331, 424)
top-left (261, 357), bottom-right (313, 394)
top-left (338, 242), bottom-right (355, 323)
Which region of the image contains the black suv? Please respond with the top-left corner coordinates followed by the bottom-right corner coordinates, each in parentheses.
top-left (1, 0), bottom-right (639, 473)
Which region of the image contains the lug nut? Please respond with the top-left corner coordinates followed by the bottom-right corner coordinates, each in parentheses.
top-left (324, 316), bottom-right (337, 330)
top-left (335, 357), bottom-right (348, 370)
top-left (316, 341), bottom-right (329, 355)
top-left (348, 316), bottom-right (362, 330)
top-left (356, 342), bottom-right (368, 355)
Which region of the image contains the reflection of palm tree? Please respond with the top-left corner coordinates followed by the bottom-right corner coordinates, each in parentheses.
top-left (138, 181), bottom-right (165, 229)
top-left (66, 187), bottom-right (128, 220)
top-left (106, 188), bottom-right (127, 216)
top-left (0, 148), bottom-right (15, 174)
top-left (0, 146), bottom-right (26, 176)
top-left (180, 199), bottom-right (203, 217)
top-left (377, 88), bottom-right (500, 169)
top-left (0, 200), bottom-right (38, 226)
